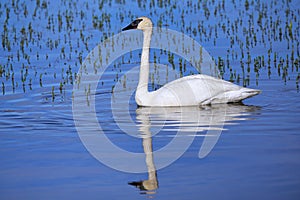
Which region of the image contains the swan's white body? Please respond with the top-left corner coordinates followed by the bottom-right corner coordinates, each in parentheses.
top-left (123, 17), bottom-right (261, 107)
top-left (136, 74), bottom-right (260, 106)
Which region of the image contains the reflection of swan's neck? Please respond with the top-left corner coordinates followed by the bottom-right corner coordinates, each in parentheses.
top-left (137, 28), bottom-right (152, 95)
top-left (143, 137), bottom-right (157, 181)
top-left (138, 109), bottom-right (158, 191)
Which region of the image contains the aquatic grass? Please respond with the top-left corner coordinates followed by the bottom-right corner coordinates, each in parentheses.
top-left (0, 0), bottom-right (299, 96)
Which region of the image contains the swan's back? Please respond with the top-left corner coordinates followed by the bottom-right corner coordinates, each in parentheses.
top-left (138, 74), bottom-right (260, 106)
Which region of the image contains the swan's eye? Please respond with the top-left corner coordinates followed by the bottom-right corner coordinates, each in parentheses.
top-left (132, 19), bottom-right (143, 26)
top-left (122, 19), bottom-right (143, 31)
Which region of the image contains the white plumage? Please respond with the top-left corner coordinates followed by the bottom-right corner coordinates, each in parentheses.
top-left (122, 17), bottom-right (261, 107)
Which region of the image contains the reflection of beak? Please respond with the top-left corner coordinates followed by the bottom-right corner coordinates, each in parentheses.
top-left (128, 179), bottom-right (158, 191)
top-left (128, 181), bottom-right (144, 190)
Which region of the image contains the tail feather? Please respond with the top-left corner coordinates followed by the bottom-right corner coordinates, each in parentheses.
top-left (219, 87), bottom-right (261, 104)
top-left (240, 88), bottom-right (261, 99)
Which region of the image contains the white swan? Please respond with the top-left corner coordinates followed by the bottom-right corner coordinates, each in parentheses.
top-left (122, 17), bottom-right (261, 106)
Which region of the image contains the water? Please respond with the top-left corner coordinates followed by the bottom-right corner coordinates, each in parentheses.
top-left (1, 0), bottom-right (300, 199)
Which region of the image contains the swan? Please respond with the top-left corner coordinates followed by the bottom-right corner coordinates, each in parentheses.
top-left (122, 17), bottom-right (261, 106)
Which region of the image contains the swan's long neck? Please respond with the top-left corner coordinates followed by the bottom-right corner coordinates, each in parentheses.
top-left (137, 28), bottom-right (152, 94)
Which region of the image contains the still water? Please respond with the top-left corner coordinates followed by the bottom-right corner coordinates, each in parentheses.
top-left (1, 0), bottom-right (300, 199)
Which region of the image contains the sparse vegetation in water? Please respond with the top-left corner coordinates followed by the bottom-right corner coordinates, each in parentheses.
top-left (0, 0), bottom-right (299, 98)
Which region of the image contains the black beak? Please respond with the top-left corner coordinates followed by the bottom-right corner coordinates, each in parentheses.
top-left (122, 23), bottom-right (136, 31)
top-left (122, 19), bottom-right (143, 31)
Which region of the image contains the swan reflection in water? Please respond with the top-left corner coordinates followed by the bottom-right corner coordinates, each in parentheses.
top-left (128, 104), bottom-right (260, 194)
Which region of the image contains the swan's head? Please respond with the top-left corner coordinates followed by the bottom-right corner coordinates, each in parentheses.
top-left (122, 17), bottom-right (153, 31)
